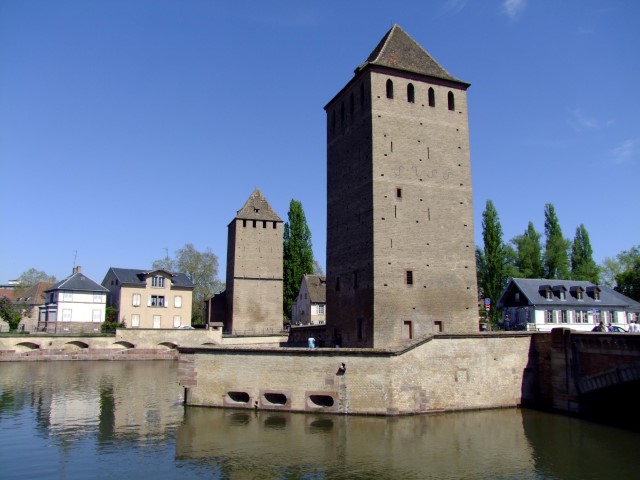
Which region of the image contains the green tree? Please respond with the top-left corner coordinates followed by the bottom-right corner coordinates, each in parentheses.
top-left (152, 243), bottom-right (224, 324)
top-left (616, 257), bottom-right (640, 301)
top-left (570, 224), bottom-right (599, 283)
top-left (477, 200), bottom-right (509, 327)
top-left (0, 296), bottom-right (22, 331)
top-left (605, 245), bottom-right (640, 300)
top-left (511, 222), bottom-right (544, 278)
top-left (283, 200), bottom-right (314, 319)
top-left (543, 203), bottom-right (570, 279)
top-left (16, 268), bottom-right (57, 285)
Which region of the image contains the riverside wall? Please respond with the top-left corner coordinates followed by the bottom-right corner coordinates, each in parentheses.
top-left (178, 333), bottom-right (536, 415)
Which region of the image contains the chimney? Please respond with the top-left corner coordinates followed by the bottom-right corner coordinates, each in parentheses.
top-left (73, 266), bottom-right (82, 274)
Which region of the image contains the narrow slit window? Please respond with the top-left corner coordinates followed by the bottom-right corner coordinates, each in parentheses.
top-left (448, 91), bottom-right (455, 111)
top-left (396, 188), bottom-right (402, 198)
top-left (386, 79), bottom-right (394, 99)
top-left (406, 270), bottom-right (414, 285)
top-left (407, 83), bottom-right (415, 103)
top-left (428, 87), bottom-right (435, 107)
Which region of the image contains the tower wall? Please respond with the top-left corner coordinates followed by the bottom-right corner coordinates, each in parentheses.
top-left (326, 65), bottom-right (477, 348)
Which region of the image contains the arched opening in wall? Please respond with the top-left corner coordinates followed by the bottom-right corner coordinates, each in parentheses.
top-left (448, 91), bottom-right (455, 111)
top-left (15, 342), bottom-right (40, 352)
top-left (386, 79), bottom-right (394, 99)
top-left (227, 391), bottom-right (250, 404)
top-left (263, 392), bottom-right (287, 406)
top-left (428, 87), bottom-right (435, 107)
top-left (308, 394), bottom-right (335, 408)
top-left (113, 341), bottom-right (134, 349)
top-left (64, 341), bottom-right (89, 350)
top-left (580, 380), bottom-right (640, 430)
top-left (158, 342), bottom-right (178, 350)
top-left (407, 83), bottom-right (415, 103)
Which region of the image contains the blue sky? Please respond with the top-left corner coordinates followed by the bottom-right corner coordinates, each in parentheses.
top-left (1, 0), bottom-right (638, 284)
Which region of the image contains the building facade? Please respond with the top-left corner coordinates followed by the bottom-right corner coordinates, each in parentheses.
top-left (291, 274), bottom-right (326, 326)
top-left (39, 267), bottom-right (108, 333)
top-left (497, 278), bottom-right (640, 332)
top-left (324, 25), bottom-right (478, 348)
top-left (102, 268), bottom-right (194, 329)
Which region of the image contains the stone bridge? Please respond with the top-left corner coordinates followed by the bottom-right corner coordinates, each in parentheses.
top-left (530, 328), bottom-right (640, 422)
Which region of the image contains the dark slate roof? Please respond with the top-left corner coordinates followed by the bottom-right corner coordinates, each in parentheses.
top-left (105, 268), bottom-right (194, 289)
top-left (234, 189), bottom-right (282, 222)
top-left (498, 278), bottom-right (640, 310)
top-left (356, 24), bottom-right (467, 85)
top-left (303, 275), bottom-right (326, 304)
top-left (47, 273), bottom-right (109, 293)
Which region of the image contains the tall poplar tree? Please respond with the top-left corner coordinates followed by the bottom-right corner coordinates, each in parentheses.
top-left (478, 200), bottom-right (508, 326)
top-left (543, 203), bottom-right (570, 279)
top-left (511, 222), bottom-right (544, 278)
top-left (570, 224), bottom-right (599, 283)
top-left (283, 200), bottom-right (314, 320)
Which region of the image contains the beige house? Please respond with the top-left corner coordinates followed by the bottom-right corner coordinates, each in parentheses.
top-left (291, 275), bottom-right (326, 326)
top-left (14, 281), bottom-right (55, 331)
top-left (102, 268), bottom-right (194, 329)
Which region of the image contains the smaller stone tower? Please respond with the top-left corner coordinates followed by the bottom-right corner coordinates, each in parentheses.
top-left (225, 189), bottom-right (283, 333)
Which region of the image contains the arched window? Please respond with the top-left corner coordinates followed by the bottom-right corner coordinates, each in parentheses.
top-left (428, 87), bottom-right (435, 107)
top-left (386, 79), bottom-right (394, 99)
top-left (407, 83), bottom-right (415, 103)
top-left (448, 91), bottom-right (455, 111)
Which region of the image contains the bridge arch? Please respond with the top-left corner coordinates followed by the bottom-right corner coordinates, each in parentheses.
top-left (64, 341), bottom-right (89, 350)
top-left (15, 342), bottom-right (40, 351)
top-left (113, 341), bottom-right (135, 349)
top-left (158, 342), bottom-right (178, 350)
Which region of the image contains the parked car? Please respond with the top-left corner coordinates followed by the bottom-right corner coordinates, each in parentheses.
top-left (608, 325), bottom-right (627, 333)
top-left (176, 325), bottom-right (195, 330)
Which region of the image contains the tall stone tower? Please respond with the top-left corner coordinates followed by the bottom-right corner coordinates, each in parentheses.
top-left (225, 189), bottom-right (283, 333)
top-left (325, 25), bottom-right (478, 348)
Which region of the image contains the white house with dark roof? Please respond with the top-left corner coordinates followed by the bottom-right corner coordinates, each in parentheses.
top-left (497, 278), bottom-right (640, 332)
top-left (291, 274), bottom-right (326, 326)
top-left (102, 267), bottom-right (194, 329)
top-left (38, 267), bottom-right (108, 333)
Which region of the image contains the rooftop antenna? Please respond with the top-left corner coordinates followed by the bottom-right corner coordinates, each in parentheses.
top-left (73, 250), bottom-right (77, 268)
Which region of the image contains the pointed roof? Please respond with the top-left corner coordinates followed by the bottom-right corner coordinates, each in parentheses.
top-left (234, 189), bottom-right (282, 222)
top-left (356, 24), bottom-right (467, 85)
top-left (14, 281), bottom-right (55, 305)
top-left (302, 274), bottom-right (326, 304)
top-left (46, 272), bottom-right (109, 293)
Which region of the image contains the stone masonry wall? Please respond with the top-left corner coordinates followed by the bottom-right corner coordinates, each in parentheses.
top-left (179, 333), bottom-right (534, 415)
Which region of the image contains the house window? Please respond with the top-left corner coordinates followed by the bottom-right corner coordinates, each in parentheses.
top-left (577, 290), bottom-right (583, 300)
top-left (64, 292), bottom-right (73, 301)
top-left (92, 309), bottom-right (101, 323)
top-left (396, 188), bottom-right (402, 199)
top-left (559, 290), bottom-right (566, 301)
top-left (253, 220), bottom-right (256, 228)
top-left (243, 219), bottom-right (247, 227)
top-left (575, 311), bottom-right (587, 323)
top-left (131, 314), bottom-right (140, 327)
top-left (152, 276), bottom-right (165, 288)
top-left (428, 87), bottom-right (435, 107)
top-left (386, 79), bottom-right (394, 99)
top-left (152, 315), bottom-right (161, 328)
top-left (514, 293), bottom-right (520, 302)
top-left (594, 290), bottom-right (600, 301)
top-left (545, 290), bottom-right (552, 300)
top-left (132, 294), bottom-right (141, 307)
top-left (62, 309), bottom-right (72, 322)
top-left (273, 222), bottom-right (277, 229)
top-left (406, 270), bottom-right (414, 285)
top-left (150, 295), bottom-right (165, 307)
top-left (561, 310), bottom-right (568, 323)
top-left (545, 310), bottom-right (553, 323)
top-left (174, 296), bottom-right (182, 308)
top-left (317, 304), bottom-right (325, 315)
top-left (93, 293), bottom-right (102, 303)
top-left (407, 83), bottom-right (415, 103)
top-left (173, 316), bottom-right (181, 328)
top-left (448, 91), bottom-right (455, 111)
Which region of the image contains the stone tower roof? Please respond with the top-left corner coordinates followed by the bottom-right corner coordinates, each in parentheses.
top-left (356, 24), bottom-right (468, 85)
top-left (235, 188), bottom-right (282, 222)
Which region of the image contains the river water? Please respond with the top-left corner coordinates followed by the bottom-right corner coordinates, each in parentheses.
top-left (1, 361), bottom-right (638, 479)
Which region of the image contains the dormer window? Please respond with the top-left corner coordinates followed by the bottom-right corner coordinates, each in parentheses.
top-left (587, 286), bottom-right (601, 301)
top-left (152, 276), bottom-right (165, 288)
top-left (545, 290), bottom-right (552, 300)
top-left (559, 291), bottom-right (566, 300)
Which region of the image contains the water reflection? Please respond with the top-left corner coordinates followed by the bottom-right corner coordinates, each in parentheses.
top-left (1, 361), bottom-right (640, 480)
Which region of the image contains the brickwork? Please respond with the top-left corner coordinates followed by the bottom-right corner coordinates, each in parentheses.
top-left (325, 30), bottom-right (477, 349)
top-left (178, 333), bottom-right (534, 415)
